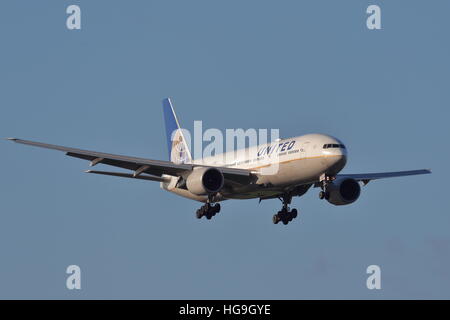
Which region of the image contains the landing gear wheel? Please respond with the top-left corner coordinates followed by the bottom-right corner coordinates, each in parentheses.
top-left (272, 214), bottom-right (280, 224)
top-left (195, 201), bottom-right (221, 221)
top-left (291, 208), bottom-right (298, 219)
top-left (273, 193), bottom-right (300, 225)
top-left (287, 213), bottom-right (293, 222)
top-left (319, 190), bottom-right (330, 200)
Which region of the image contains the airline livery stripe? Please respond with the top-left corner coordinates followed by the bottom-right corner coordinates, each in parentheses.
top-left (246, 154), bottom-right (342, 170)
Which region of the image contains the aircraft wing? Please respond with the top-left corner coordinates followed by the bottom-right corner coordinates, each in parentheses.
top-left (7, 138), bottom-right (253, 184)
top-left (337, 169), bottom-right (431, 185)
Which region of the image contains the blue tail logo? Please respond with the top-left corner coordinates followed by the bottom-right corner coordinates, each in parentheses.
top-left (162, 98), bottom-right (192, 164)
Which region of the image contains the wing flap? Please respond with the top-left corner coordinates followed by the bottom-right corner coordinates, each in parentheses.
top-left (85, 170), bottom-right (169, 182)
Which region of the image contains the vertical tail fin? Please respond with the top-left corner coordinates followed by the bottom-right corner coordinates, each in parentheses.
top-left (162, 98), bottom-right (192, 164)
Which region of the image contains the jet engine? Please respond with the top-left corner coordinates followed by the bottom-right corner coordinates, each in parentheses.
top-left (326, 178), bottom-right (361, 206)
top-left (186, 167), bottom-right (224, 195)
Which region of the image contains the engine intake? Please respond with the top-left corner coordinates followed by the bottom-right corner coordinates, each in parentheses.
top-left (186, 167), bottom-right (224, 195)
top-left (326, 178), bottom-right (361, 206)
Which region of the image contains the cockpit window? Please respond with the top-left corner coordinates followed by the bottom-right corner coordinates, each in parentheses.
top-left (323, 143), bottom-right (346, 149)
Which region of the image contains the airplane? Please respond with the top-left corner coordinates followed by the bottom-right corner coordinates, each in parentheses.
top-left (7, 98), bottom-right (431, 225)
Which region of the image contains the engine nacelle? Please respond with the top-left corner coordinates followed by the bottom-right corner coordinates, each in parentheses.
top-left (326, 178), bottom-right (361, 206)
top-left (186, 167), bottom-right (224, 195)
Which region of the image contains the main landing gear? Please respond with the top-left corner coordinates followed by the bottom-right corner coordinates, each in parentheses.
top-left (196, 202), bottom-right (221, 220)
top-left (272, 194), bottom-right (298, 225)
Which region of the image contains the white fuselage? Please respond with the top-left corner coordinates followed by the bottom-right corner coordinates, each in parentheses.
top-left (163, 133), bottom-right (347, 202)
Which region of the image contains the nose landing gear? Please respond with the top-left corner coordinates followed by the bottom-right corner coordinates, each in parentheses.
top-left (318, 190), bottom-right (329, 200)
top-left (318, 174), bottom-right (334, 200)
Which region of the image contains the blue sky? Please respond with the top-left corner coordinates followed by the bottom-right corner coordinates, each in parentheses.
top-left (1, 0), bottom-right (449, 299)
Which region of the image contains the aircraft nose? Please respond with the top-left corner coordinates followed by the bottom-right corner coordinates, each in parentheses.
top-left (338, 146), bottom-right (347, 161)
top-left (338, 152), bottom-right (347, 167)
top-left (330, 151), bottom-right (346, 163)
top-left (323, 147), bottom-right (347, 174)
